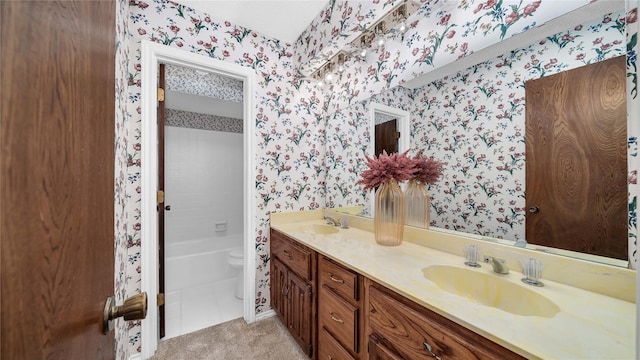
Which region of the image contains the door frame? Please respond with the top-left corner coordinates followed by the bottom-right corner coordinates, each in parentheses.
top-left (368, 102), bottom-right (410, 214)
top-left (140, 40), bottom-right (257, 358)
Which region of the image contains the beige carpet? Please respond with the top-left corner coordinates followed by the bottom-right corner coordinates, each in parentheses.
top-left (151, 316), bottom-right (309, 360)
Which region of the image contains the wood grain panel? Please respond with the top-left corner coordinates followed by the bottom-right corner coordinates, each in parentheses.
top-left (367, 282), bottom-right (525, 360)
top-left (525, 56), bottom-right (627, 260)
top-left (375, 119), bottom-right (398, 156)
top-left (318, 328), bottom-right (356, 360)
top-left (1, 1), bottom-right (115, 358)
top-left (319, 285), bottom-right (359, 353)
top-left (287, 271), bottom-right (313, 356)
top-left (271, 229), bottom-right (313, 281)
top-left (319, 255), bottom-right (360, 302)
top-left (158, 63), bottom-right (167, 339)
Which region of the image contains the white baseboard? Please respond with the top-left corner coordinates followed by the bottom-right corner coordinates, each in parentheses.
top-left (129, 353), bottom-right (143, 360)
top-left (255, 309), bottom-right (276, 321)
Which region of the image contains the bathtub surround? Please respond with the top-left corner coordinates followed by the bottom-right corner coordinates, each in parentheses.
top-left (116, 1), bottom-right (640, 358)
top-left (164, 126), bottom-right (243, 240)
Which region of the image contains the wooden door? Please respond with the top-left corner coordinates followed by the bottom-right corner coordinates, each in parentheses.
top-left (158, 63), bottom-right (167, 339)
top-left (1, 1), bottom-right (116, 359)
top-left (287, 271), bottom-right (312, 356)
top-left (525, 56), bottom-right (627, 260)
top-left (375, 119), bottom-right (399, 156)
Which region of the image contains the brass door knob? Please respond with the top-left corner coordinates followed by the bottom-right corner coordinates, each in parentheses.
top-left (103, 292), bottom-right (148, 334)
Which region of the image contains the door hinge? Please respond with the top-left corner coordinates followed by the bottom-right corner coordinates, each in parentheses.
top-left (157, 293), bottom-right (165, 306)
top-left (395, 131), bottom-right (401, 140)
top-left (157, 190), bottom-right (165, 204)
top-left (157, 87), bottom-right (165, 102)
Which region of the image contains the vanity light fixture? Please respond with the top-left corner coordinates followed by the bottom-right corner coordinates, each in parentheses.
top-left (350, 1), bottom-right (419, 57)
top-left (306, 0), bottom-right (419, 86)
top-left (310, 50), bottom-right (349, 86)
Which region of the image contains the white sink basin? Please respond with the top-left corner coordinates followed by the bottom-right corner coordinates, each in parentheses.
top-left (297, 224), bottom-right (340, 235)
top-left (423, 265), bottom-right (560, 318)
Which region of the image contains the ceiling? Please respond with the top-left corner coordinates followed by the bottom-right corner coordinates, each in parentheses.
top-left (177, 0), bottom-right (329, 43)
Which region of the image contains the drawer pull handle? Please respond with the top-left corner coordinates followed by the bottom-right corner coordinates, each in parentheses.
top-left (329, 312), bottom-right (344, 324)
top-left (282, 250), bottom-right (292, 259)
top-left (327, 357), bottom-right (332, 360)
top-left (423, 341), bottom-right (442, 360)
top-left (328, 274), bottom-right (344, 283)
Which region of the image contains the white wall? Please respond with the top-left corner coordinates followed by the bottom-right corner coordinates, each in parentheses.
top-left (164, 126), bottom-right (243, 244)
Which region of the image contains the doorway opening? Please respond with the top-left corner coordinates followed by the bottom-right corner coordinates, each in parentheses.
top-left (161, 63), bottom-right (246, 339)
top-left (367, 103), bottom-right (410, 215)
top-left (140, 41), bottom-right (257, 358)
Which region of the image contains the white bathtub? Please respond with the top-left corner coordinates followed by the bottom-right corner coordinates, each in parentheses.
top-left (165, 235), bottom-right (243, 292)
top-left (164, 234), bottom-right (244, 338)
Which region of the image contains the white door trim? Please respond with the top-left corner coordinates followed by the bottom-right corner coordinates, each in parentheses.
top-left (368, 102), bottom-right (411, 213)
top-left (140, 40), bottom-right (257, 358)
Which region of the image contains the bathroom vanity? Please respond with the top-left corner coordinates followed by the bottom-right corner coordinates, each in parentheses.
top-left (270, 210), bottom-right (635, 359)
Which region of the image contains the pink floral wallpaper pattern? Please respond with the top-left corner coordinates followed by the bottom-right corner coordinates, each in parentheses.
top-left (327, 9), bottom-right (629, 241)
top-left (113, 0), bottom-right (640, 357)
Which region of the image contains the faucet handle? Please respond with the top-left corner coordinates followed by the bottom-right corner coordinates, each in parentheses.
top-left (520, 256), bottom-right (544, 287)
top-left (463, 244), bottom-right (481, 268)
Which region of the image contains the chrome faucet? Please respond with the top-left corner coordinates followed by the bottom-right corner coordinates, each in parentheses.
top-left (483, 256), bottom-right (509, 274)
top-left (324, 215), bottom-right (341, 227)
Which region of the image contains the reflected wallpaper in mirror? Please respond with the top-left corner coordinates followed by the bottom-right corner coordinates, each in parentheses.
top-left (325, 9), bottom-right (628, 262)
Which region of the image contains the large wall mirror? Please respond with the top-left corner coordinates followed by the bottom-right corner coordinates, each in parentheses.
top-left (325, 1), bottom-right (631, 267)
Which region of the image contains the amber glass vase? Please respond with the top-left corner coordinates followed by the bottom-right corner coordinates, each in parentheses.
top-left (374, 179), bottom-right (406, 246)
top-left (405, 179), bottom-right (430, 228)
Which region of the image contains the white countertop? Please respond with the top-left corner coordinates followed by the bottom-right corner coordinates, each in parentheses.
top-left (271, 215), bottom-right (636, 360)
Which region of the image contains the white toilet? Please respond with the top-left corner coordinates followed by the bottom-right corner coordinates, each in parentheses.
top-left (227, 247), bottom-right (244, 299)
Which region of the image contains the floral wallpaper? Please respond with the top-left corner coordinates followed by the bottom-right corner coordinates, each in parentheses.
top-left (292, 0), bottom-right (593, 114)
top-left (114, 0), bottom-right (639, 357)
top-left (165, 108), bottom-right (243, 133)
top-left (326, 9), bottom-right (636, 259)
top-left (416, 10), bottom-right (627, 240)
top-left (325, 85), bottom-right (413, 212)
top-left (124, 0), bottom-right (325, 355)
top-left (626, 1), bottom-right (638, 268)
top-left (114, 1), bottom-right (131, 359)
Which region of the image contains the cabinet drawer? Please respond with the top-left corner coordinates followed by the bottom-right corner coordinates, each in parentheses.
top-left (368, 284), bottom-right (525, 360)
top-left (318, 328), bottom-right (355, 360)
top-left (319, 286), bottom-right (359, 354)
top-left (271, 230), bottom-right (313, 281)
top-left (319, 255), bottom-right (359, 302)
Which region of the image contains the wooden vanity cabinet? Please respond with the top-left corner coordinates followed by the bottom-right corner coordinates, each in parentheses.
top-left (317, 254), bottom-right (365, 359)
top-left (270, 228), bottom-right (527, 360)
top-left (366, 280), bottom-right (526, 360)
top-left (270, 229), bottom-right (317, 358)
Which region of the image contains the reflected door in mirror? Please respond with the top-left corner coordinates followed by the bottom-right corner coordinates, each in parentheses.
top-left (375, 119), bottom-right (399, 156)
top-left (525, 55), bottom-right (627, 260)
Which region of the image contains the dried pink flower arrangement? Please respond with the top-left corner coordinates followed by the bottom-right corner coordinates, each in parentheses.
top-left (412, 151), bottom-right (444, 185)
top-left (357, 150), bottom-right (417, 191)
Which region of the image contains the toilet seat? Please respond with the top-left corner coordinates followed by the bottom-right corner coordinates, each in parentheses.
top-left (228, 247), bottom-right (244, 267)
top-left (229, 247), bottom-right (243, 259)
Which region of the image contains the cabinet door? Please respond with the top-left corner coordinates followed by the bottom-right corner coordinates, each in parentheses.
top-left (368, 284), bottom-right (524, 360)
top-left (271, 257), bottom-right (287, 323)
top-left (288, 270), bottom-right (313, 356)
top-left (368, 335), bottom-right (403, 360)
